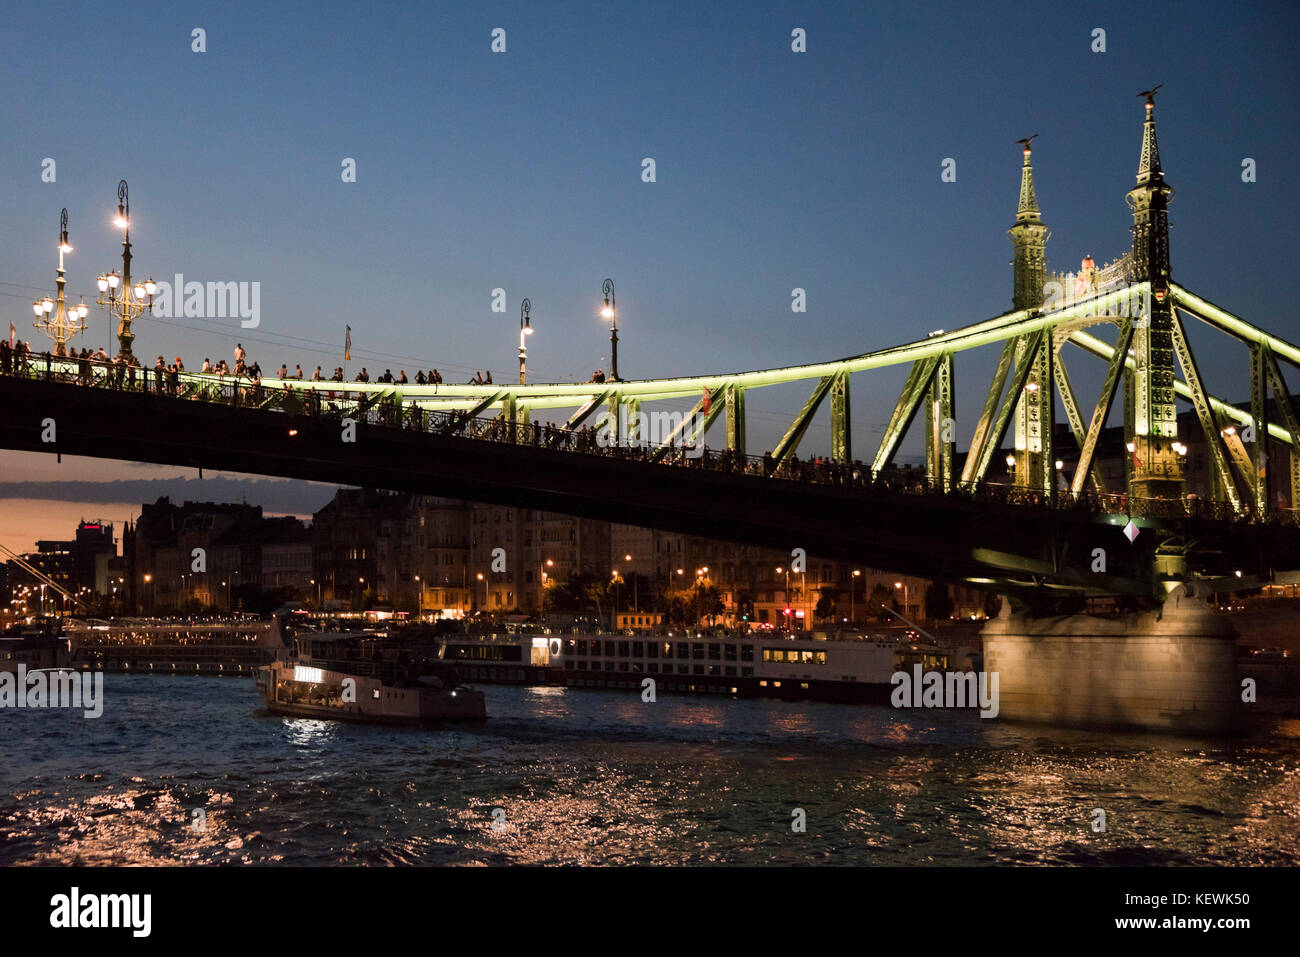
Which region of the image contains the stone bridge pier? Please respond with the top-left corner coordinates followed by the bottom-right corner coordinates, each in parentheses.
top-left (981, 585), bottom-right (1242, 734)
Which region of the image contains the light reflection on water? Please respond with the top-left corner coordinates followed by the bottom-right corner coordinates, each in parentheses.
top-left (1, 676), bottom-right (1297, 865)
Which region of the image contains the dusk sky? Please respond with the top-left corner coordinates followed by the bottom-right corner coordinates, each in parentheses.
top-left (1, 0), bottom-right (1297, 548)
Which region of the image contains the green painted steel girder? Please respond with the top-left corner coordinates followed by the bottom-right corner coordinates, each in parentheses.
top-left (564, 391), bottom-right (611, 430)
top-left (1251, 344), bottom-right (1270, 516)
top-left (726, 385), bottom-right (747, 455)
top-left (1067, 327), bottom-right (1296, 447)
top-left (971, 331), bottom-right (1044, 486)
top-left (962, 339), bottom-right (1016, 485)
top-left (1262, 348), bottom-right (1300, 509)
top-left (830, 372), bottom-right (850, 465)
top-left (873, 359), bottom-right (936, 474)
top-left (1052, 353), bottom-right (1107, 495)
top-left (1170, 313), bottom-right (1240, 512)
top-left (773, 376), bottom-right (835, 466)
top-left (1070, 320), bottom-right (1134, 497)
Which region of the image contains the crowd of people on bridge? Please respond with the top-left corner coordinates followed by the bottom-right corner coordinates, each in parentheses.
top-left (0, 334), bottom-right (1277, 526)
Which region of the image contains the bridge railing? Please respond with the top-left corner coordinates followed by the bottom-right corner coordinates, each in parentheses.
top-left (0, 347), bottom-right (1291, 526)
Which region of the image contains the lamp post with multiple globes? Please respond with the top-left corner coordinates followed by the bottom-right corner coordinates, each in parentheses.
top-left (33, 209), bottom-right (89, 356)
top-left (95, 180), bottom-right (156, 362)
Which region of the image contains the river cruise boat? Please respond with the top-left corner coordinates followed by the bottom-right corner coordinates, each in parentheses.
top-left (440, 627), bottom-right (950, 703)
top-left (1, 618), bottom-right (70, 673)
top-left (256, 631), bottom-right (486, 725)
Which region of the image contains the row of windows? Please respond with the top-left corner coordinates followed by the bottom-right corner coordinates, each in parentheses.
top-left (565, 660), bottom-right (754, 678)
top-left (762, 648), bottom-right (827, 665)
top-left (565, 639), bottom-right (755, 662)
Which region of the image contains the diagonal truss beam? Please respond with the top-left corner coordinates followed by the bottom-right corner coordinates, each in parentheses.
top-left (1052, 352), bottom-right (1107, 495)
top-left (773, 376), bottom-right (836, 466)
top-left (1251, 344), bottom-right (1270, 515)
top-left (873, 359), bottom-right (937, 474)
top-left (970, 333), bottom-right (1045, 486)
top-left (1069, 320), bottom-right (1134, 496)
top-left (1262, 347), bottom-right (1300, 509)
top-left (564, 391), bottom-right (611, 430)
top-left (1068, 327), bottom-right (1295, 447)
top-left (650, 387), bottom-right (725, 462)
top-left (961, 339), bottom-right (1017, 484)
top-left (1170, 312), bottom-right (1240, 512)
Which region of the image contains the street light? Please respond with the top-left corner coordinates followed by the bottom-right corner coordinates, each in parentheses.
top-left (776, 566), bottom-right (790, 628)
top-left (624, 554), bottom-right (638, 611)
top-left (894, 580), bottom-right (909, 620)
top-left (33, 208), bottom-right (89, 356)
top-left (95, 180), bottom-right (156, 361)
top-left (518, 297), bottom-right (534, 385)
top-left (851, 569), bottom-right (861, 625)
top-left (539, 558), bottom-right (554, 616)
top-left (601, 278), bottom-right (619, 381)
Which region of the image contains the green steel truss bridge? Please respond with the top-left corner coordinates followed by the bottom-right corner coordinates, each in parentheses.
top-left (4, 95), bottom-right (1299, 607)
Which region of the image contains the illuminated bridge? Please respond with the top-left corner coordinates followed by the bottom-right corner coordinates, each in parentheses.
top-left (4, 95), bottom-right (1300, 618)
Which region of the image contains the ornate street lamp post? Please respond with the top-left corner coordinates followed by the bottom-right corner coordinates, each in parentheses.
top-left (600, 278), bottom-right (619, 381)
top-left (95, 180), bottom-right (156, 362)
top-left (33, 208), bottom-right (89, 356)
top-left (519, 297), bottom-right (533, 385)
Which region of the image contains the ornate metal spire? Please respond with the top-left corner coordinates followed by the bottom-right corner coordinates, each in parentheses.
top-left (1008, 136), bottom-right (1048, 312)
top-left (1136, 85), bottom-right (1165, 186)
top-left (1015, 135), bottom-right (1041, 223)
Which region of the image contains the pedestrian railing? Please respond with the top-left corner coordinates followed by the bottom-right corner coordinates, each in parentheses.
top-left (0, 348), bottom-right (1290, 526)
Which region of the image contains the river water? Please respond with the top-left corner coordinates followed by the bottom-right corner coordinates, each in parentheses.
top-left (1, 676), bottom-right (1297, 865)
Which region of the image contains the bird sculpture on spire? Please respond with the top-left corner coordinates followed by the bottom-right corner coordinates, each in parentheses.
top-left (1138, 84), bottom-right (1163, 106)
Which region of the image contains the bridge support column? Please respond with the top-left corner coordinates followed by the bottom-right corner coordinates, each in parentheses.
top-left (981, 585), bottom-right (1242, 734)
top-left (726, 385), bottom-right (746, 455)
top-left (924, 354), bottom-right (953, 490)
top-left (829, 374), bottom-right (849, 464)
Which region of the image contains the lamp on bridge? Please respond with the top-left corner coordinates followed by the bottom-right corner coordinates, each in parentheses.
top-left (95, 180), bottom-right (156, 362)
top-left (601, 278), bottom-right (619, 381)
top-left (33, 208), bottom-right (90, 356)
top-left (519, 297), bottom-right (533, 385)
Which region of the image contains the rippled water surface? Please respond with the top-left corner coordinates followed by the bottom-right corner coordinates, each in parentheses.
top-left (2, 676), bottom-right (1298, 865)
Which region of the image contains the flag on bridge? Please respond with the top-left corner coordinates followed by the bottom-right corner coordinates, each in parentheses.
top-left (8, 321), bottom-right (13, 348)
top-left (701, 387), bottom-right (712, 415)
top-left (344, 325), bottom-right (351, 361)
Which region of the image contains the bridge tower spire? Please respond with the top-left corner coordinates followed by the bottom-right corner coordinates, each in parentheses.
top-left (1125, 87), bottom-right (1183, 502)
top-left (1008, 137), bottom-right (1054, 491)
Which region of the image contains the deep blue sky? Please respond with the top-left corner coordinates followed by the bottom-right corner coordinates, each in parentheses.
top-left (1, 0), bottom-right (1297, 492)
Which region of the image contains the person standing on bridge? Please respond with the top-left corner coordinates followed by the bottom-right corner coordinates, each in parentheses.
top-left (234, 342), bottom-right (245, 368)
